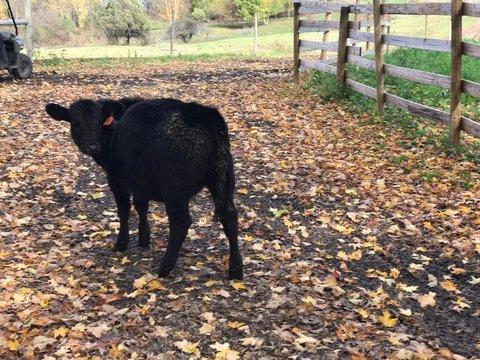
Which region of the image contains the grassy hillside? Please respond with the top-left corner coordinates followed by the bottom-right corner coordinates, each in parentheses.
top-left (36, 14), bottom-right (476, 60)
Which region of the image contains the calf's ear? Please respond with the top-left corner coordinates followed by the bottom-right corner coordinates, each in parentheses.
top-left (102, 101), bottom-right (124, 120)
top-left (45, 103), bottom-right (70, 122)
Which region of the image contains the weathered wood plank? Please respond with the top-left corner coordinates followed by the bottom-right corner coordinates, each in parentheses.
top-left (463, 2), bottom-right (480, 18)
top-left (461, 117), bottom-right (480, 138)
top-left (300, 40), bottom-right (338, 52)
top-left (463, 42), bottom-right (480, 58)
top-left (385, 93), bottom-right (450, 125)
top-left (349, 4), bottom-right (373, 14)
top-left (298, 3), bottom-right (343, 14)
top-left (346, 78), bottom-right (377, 98)
top-left (300, 26), bottom-right (337, 33)
top-left (385, 64), bottom-right (451, 89)
top-left (383, 34), bottom-right (450, 52)
top-left (462, 80), bottom-right (480, 98)
top-left (374, 0), bottom-right (385, 112)
top-left (299, 59), bottom-right (337, 74)
top-left (450, 0), bottom-right (463, 145)
top-left (381, 3), bottom-right (450, 15)
top-left (300, 20), bottom-right (339, 29)
top-left (299, 19), bottom-right (362, 32)
top-left (337, 6), bottom-right (350, 85)
top-left (300, 40), bottom-right (362, 55)
top-left (347, 54), bottom-right (376, 70)
top-left (349, 30), bottom-right (375, 42)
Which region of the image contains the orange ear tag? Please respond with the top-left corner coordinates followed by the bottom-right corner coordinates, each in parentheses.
top-left (103, 114), bottom-right (114, 126)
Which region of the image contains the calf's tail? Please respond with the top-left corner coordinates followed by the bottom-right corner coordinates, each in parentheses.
top-left (208, 109), bottom-right (235, 218)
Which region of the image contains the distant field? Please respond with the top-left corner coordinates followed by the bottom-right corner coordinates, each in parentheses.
top-left (36, 15), bottom-right (477, 60)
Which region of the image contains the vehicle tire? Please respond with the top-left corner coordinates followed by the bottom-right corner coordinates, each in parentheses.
top-left (12, 54), bottom-right (33, 80)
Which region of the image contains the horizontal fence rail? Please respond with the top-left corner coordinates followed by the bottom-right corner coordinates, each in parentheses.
top-left (292, 0), bottom-right (480, 144)
top-left (293, 1), bottom-right (480, 16)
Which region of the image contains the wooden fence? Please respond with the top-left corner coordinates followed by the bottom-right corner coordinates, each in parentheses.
top-left (293, 0), bottom-right (480, 145)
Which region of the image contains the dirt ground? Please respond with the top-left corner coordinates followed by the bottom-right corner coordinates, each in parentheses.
top-left (0, 59), bottom-right (479, 359)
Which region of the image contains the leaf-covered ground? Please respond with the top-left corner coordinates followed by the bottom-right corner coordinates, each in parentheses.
top-left (1, 59), bottom-right (479, 360)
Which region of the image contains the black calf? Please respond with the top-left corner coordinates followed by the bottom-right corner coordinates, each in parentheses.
top-left (45, 98), bottom-right (243, 280)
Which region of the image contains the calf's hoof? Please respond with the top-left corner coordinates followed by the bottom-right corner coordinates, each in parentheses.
top-left (114, 242), bottom-right (128, 252)
top-left (157, 267), bottom-right (171, 278)
top-left (138, 235), bottom-right (150, 249)
top-left (228, 266), bottom-right (244, 280)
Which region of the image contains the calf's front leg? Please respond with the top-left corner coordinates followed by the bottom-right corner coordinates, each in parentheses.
top-left (110, 184), bottom-right (131, 252)
top-left (134, 197), bottom-right (150, 248)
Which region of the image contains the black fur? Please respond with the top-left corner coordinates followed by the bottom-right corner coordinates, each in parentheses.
top-left (45, 97), bottom-right (243, 280)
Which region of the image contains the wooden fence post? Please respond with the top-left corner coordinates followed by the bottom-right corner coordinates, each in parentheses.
top-left (320, 12), bottom-right (332, 60)
top-left (336, 6), bottom-right (350, 85)
top-left (373, 0), bottom-right (385, 112)
top-left (366, 13), bottom-right (372, 50)
top-left (449, 0), bottom-right (463, 145)
top-left (293, 2), bottom-right (300, 83)
top-left (25, 0), bottom-right (32, 57)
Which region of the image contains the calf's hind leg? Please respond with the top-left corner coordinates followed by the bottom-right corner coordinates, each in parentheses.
top-left (217, 201), bottom-right (243, 280)
top-left (157, 199), bottom-right (192, 278)
top-left (134, 197), bottom-right (150, 248)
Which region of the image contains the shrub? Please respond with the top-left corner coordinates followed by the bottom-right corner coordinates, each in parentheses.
top-left (165, 18), bottom-right (201, 43)
top-left (94, 0), bottom-right (150, 45)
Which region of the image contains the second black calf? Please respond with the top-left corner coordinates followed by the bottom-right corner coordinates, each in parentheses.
top-left (45, 98), bottom-right (243, 280)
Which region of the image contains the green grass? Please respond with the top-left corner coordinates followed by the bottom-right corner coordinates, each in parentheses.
top-left (35, 13), bottom-right (477, 61)
top-left (306, 47), bottom-right (480, 164)
top-left (344, 48), bottom-right (480, 120)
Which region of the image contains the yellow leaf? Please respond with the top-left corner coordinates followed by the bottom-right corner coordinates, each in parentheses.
top-left (199, 323), bottom-right (214, 335)
top-left (133, 273), bottom-right (156, 289)
top-left (390, 268), bottom-right (400, 279)
top-left (349, 250), bottom-right (362, 261)
top-left (227, 321), bottom-right (246, 330)
top-left (240, 337), bottom-right (263, 347)
top-left (53, 327), bottom-right (68, 338)
top-left (238, 188), bottom-right (248, 195)
top-left (7, 339), bottom-right (20, 351)
top-left (215, 348), bottom-right (239, 360)
top-left (91, 192), bottom-right (105, 200)
top-left (146, 279), bottom-right (166, 291)
top-left (175, 340), bottom-right (199, 354)
top-left (230, 281), bottom-right (245, 291)
top-left (378, 310), bottom-right (398, 327)
top-left (243, 235), bottom-right (253, 242)
top-left (423, 221), bottom-right (434, 231)
top-left (440, 280), bottom-right (458, 293)
top-left (389, 334), bottom-right (402, 346)
top-left (357, 309), bottom-right (369, 319)
top-left (120, 256), bottom-right (130, 265)
top-left (418, 292), bottom-right (436, 308)
top-left (336, 251), bottom-right (349, 261)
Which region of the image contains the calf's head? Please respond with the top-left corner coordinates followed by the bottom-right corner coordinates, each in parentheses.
top-left (45, 100), bottom-right (123, 155)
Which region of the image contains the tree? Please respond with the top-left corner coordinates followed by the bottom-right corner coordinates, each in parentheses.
top-left (233, 0), bottom-right (260, 22)
top-left (94, 0), bottom-right (149, 44)
top-left (154, 0), bottom-right (185, 22)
